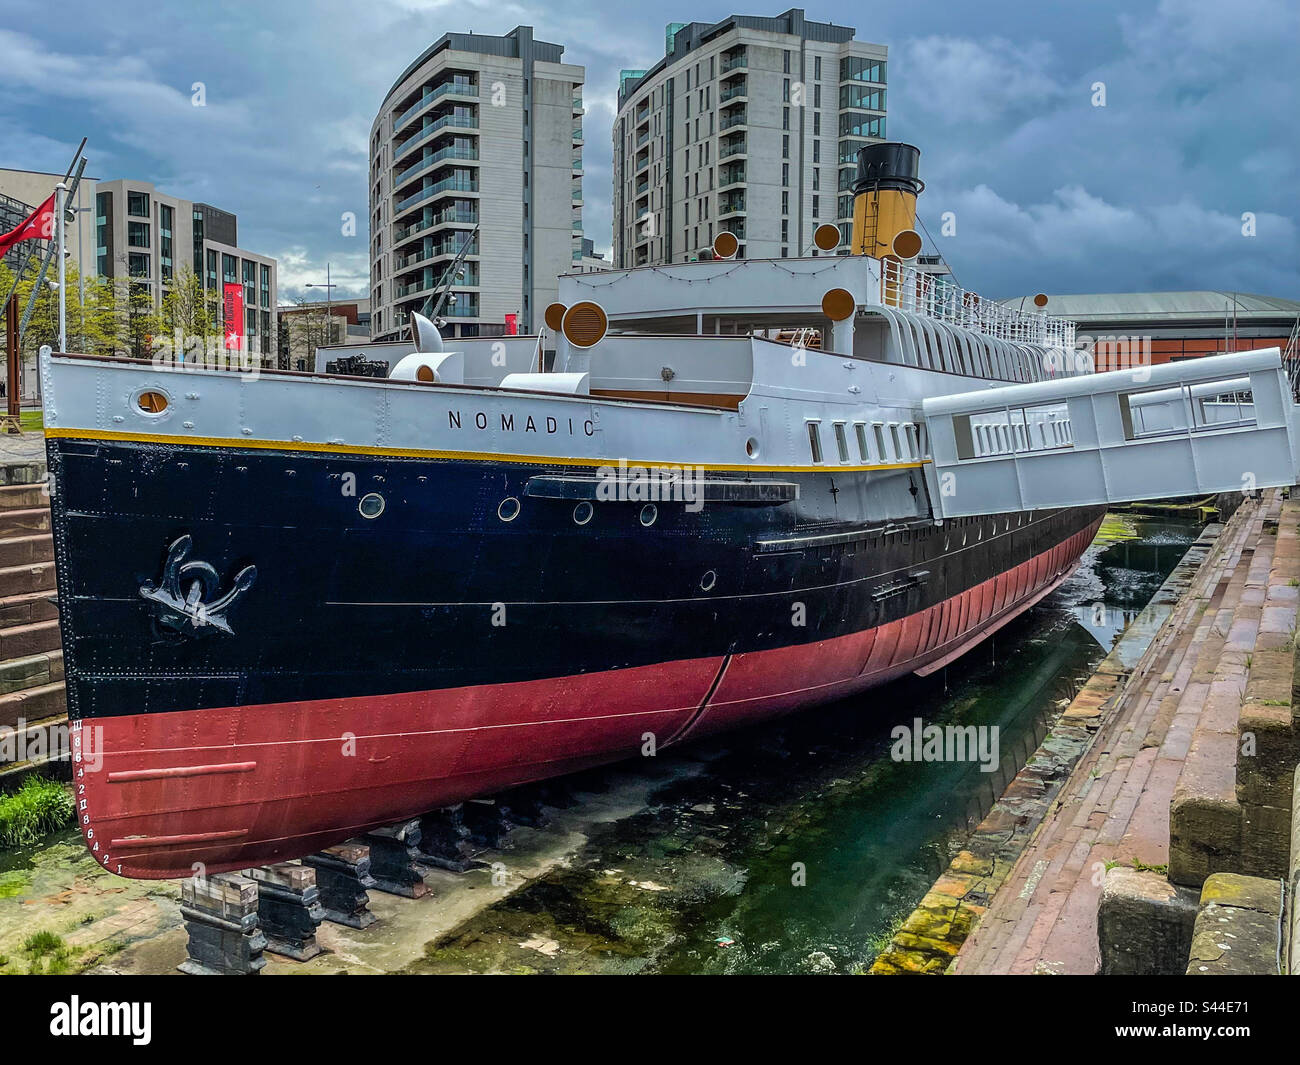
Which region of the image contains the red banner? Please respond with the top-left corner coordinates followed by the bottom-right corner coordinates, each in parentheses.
top-left (504, 312), bottom-right (518, 336)
top-left (0, 193), bottom-right (56, 259)
top-left (223, 282), bottom-right (243, 351)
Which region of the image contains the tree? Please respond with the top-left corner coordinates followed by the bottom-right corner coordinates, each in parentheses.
top-left (0, 254), bottom-right (118, 359)
top-left (158, 264), bottom-right (219, 364)
top-left (279, 298), bottom-right (338, 371)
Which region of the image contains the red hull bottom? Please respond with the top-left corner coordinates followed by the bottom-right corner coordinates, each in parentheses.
top-left (74, 520), bottom-right (1101, 878)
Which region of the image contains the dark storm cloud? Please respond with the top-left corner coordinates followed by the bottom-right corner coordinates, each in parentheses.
top-left (1, 0), bottom-right (1294, 301)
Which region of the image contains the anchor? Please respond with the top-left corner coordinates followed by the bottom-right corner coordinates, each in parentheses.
top-left (140, 534), bottom-right (257, 637)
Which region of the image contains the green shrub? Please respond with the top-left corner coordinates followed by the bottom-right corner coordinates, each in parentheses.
top-left (0, 776), bottom-right (74, 849)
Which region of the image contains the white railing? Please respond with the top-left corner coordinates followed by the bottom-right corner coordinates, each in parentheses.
top-left (881, 258), bottom-right (1077, 354)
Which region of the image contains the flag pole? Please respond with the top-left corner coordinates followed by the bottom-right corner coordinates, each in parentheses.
top-left (19, 140), bottom-right (86, 340)
top-left (56, 181), bottom-right (66, 353)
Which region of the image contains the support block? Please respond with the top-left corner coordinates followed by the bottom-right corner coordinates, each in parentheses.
top-left (361, 820), bottom-right (429, 898)
top-left (416, 805), bottom-right (484, 873)
top-left (177, 873), bottom-right (267, 975)
top-left (1097, 866), bottom-right (1198, 976)
top-left (246, 863), bottom-right (325, 961)
top-left (462, 798), bottom-right (513, 849)
top-left (1187, 873), bottom-right (1282, 975)
top-left (303, 844), bottom-right (378, 928)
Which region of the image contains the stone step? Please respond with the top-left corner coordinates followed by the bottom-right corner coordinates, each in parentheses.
top-left (1186, 873), bottom-right (1282, 974)
top-left (0, 533), bottom-right (53, 570)
top-left (0, 648), bottom-right (63, 695)
top-left (0, 483), bottom-right (47, 510)
top-left (0, 712), bottom-right (70, 789)
top-left (0, 560), bottom-right (56, 595)
top-left (1167, 498), bottom-right (1277, 888)
top-left (0, 589), bottom-right (58, 627)
top-left (0, 506), bottom-right (50, 539)
top-left (0, 618), bottom-right (61, 660)
top-left (0, 680), bottom-right (67, 732)
top-left (0, 461), bottom-right (47, 487)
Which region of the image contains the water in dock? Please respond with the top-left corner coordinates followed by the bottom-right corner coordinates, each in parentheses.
top-left (411, 514), bottom-right (1201, 975)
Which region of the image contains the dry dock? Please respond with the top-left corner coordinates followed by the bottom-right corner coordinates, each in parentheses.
top-left (874, 488), bottom-right (1300, 975)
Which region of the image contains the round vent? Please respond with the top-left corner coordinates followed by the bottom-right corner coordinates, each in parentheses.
top-left (562, 301), bottom-right (608, 349)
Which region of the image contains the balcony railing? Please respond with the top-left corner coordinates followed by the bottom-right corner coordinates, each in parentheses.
top-left (394, 112), bottom-right (478, 161)
top-left (720, 110), bottom-right (746, 131)
top-left (395, 175), bottom-right (478, 215)
top-left (720, 82), bottom-right (747, 103)
top-left (721, 52), bottom-right (747, 74)
top-left (719, 137), bottom-right (747, 159)
top-left (718, 166), bottom-right (745, 189)
top-left (393, 81), bottom-right (478, 133)
top-left (394, 145), bottom-right (479, 191)
top-left (719, 195), bottom-right (745, 215)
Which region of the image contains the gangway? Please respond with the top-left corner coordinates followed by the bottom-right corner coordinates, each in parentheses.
top-left (921, 349), bottom-right (1298, 518)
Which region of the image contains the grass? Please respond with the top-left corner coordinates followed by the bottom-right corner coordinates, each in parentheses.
top-left (19, 930), bottom-right (69, 975)
top-left (0, 775), bottom-right (74, 849)
top-left (18, 409), bottom-right (42, 432)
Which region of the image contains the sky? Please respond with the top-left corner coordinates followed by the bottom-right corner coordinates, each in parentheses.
top-left (1, 0), bottom-right (1296, 304)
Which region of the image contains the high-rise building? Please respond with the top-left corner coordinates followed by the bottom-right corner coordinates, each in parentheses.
top-left (369, 26), bottom-right (585, 341)
top-left (613, 9), bottom-right (887, 267)
top-left (93, 180), bottom-right (278, 361)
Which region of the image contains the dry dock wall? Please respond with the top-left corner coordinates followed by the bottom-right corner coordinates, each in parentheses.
top-left (873, 489), bottom-right (1300, 975)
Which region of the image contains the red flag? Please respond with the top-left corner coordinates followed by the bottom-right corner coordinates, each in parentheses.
top-left (0, 193), bottom-right (57, 259)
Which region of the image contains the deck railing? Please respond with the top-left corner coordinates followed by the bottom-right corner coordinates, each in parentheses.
top-left (881, 257), bottom-right (1077, 354)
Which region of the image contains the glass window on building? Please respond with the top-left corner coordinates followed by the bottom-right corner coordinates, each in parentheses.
top-left (260, 264), bottom-right (271, 308)
top-left (128, 252), bottom-right (150, 278)
top-left (222, 253), bottom-right (237, 284)
top-left (127, 221), bottom-right (150, 248)
top-left (206, 249), bottom-right (218, 290)
top-left (840, 57), bottom-right (886, 84)
top-left (840, 85), bottom-right (886, 111)
top-left (242, 259), bottom-right (256, 306)
top-left (127, 190), bottom-right (150, 217)
top-left (839, 114), bottom-right (885, 139)
top-left (159, 203), bottom-right (173, 283)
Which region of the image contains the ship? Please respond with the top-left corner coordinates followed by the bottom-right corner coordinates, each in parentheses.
top-left (39, 143), bottom-right (1299, 878)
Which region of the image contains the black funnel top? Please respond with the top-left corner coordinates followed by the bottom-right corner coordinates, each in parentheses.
top-left (852, 142), bottom-right (923, 196)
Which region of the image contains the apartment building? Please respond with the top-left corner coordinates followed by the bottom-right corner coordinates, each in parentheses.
top-left (613, 8), bottom-right (887, 267)
top-left (93, 180), bottom-right (278, 361)
top-left (369, 26), bottom-right (585, 341)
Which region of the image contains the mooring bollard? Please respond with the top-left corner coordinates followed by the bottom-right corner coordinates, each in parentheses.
top-left (177, 873), bottom-right (267, 976)
top-left (361, 820), bottom-right (430, 898)
top-left (303, 843), bottom-right (379, 928)
top-left (246, 863), bottom-right (325, 961)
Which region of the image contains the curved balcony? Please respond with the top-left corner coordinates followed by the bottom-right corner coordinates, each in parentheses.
top-left (394, 175), bottom-right (478, 218)
top-left (393, 112), bottom-right (478, 163)
top-left (393, 81), bottom-right (478, 134)
top-left (393, 144), bottom-right (479, 194)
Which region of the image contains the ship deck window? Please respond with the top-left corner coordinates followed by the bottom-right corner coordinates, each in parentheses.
top-left (873, 423), bottom-right (888, 462)
top-left (854, 422), bottom-right (870, 462)
top-left (832, 422), bottom-right (850, 462)
top-left (806, 420), bottom-right (824, 463)
top-left (889, 423), bottom-right (904, 462)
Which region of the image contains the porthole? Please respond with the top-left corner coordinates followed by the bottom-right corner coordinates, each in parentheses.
top-left (135, 389), bottom-right (169, 415)
top-left (573, 501), bottom-right (594, 525)
top-left (498, 496), bottom-right (521, 522)
top-left (640, 503), bottom-right (658, 527)
top-left (745, 437), bottom-right (760, 458)
top-left (700, 569), bottom-right (717, 592)
top-left (358, 493), bottom-right (385, 519)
